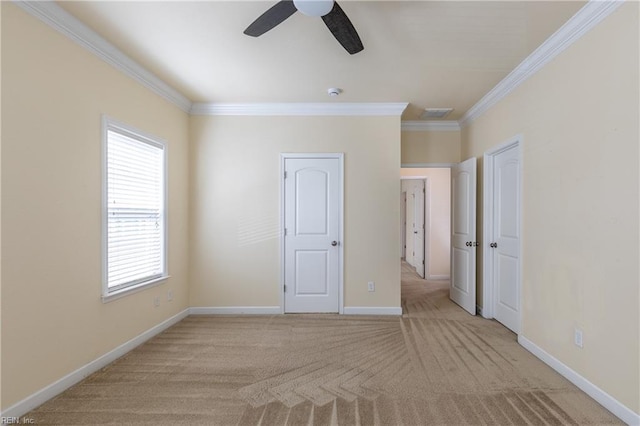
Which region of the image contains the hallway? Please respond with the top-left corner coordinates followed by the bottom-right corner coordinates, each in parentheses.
top-left (397, 261), bottom-right (620, 424)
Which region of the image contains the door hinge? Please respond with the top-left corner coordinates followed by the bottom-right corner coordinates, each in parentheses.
top-left (284, 171), bottom-right (287, 179)
top-left (422, 260), bottom-right (425, 265)
top-left (284, 228), bottom-right (287, 236)
top-left (284, 284), bottom-right (287, 292)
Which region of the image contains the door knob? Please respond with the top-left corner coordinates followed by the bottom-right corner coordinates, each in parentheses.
top-left (331, 241), bottom-right (338, 246)
top-left (490, 242), bottom-right (497, 248)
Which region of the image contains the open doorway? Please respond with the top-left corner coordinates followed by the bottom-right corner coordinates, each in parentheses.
top-left (400, 168), bottom-right (451, 281)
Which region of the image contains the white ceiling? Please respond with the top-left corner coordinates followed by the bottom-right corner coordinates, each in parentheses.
top-left (58, 1), bottom-right (586, 120)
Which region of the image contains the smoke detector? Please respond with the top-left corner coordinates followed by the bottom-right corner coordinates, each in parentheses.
top-left (420, 108), bottom-right (453, 119)
top-left (327, 88), bottom-right (342, 97)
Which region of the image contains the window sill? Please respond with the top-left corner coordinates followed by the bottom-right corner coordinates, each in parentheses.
top-left (102, 275), bottom-right (170, 303)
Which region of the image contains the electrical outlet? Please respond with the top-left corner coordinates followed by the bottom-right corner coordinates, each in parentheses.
top-left (153, 296), bottom-right (160, 307)
top-left (574, 328), bottom-right (583, 348)
top-left (367, 281), bottom-right (375, 292)
top-left (167, 290), bottom-right (173, 301)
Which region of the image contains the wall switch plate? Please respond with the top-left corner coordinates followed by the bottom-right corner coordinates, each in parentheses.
top-left (167, 290), bottom-right (173, 301)
top-left (574, 328), bottom-right (583, 348)
top-left (154, 296), bottom-right (160, 307)
top-left (367, 281), bottom-right (375, 292)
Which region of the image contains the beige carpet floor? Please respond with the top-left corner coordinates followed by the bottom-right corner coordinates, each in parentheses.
top-left (26, 262), bottom-right (621, 425)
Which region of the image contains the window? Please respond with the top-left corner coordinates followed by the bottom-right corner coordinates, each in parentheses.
top-left (102, 117), bottom-right (167, 300)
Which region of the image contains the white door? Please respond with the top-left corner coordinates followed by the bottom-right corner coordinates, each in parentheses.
top-left (450, 157), bottom-right (477, 315)
top-left (490, 145), bottom-right (521, 332)
top-left (283, 155), bottom-right (342, 313)
top-left (406, 192), bottom-right (415, 267)
top-left (414, 180), bottom-right (426, 278)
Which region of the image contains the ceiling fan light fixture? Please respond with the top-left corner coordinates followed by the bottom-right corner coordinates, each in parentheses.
top-left (293, 0), bottom-right (334, 17)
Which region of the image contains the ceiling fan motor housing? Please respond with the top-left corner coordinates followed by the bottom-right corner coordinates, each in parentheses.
top-left (293, 0), bottom-right (334, 17)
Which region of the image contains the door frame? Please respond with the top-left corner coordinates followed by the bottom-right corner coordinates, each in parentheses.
top-left (401, 167), bottom-right (454, 280)
top-left (401, 191), bottom-right (407, 260)
top-left (481, 135), bottom-right (523, 326)
top-left (280, 153), bottom-right (345, 314)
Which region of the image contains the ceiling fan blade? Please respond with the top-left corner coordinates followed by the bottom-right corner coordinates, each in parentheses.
top-left (244, 1), bottom-right (298, 37)
top-left (321, 2), bottom-right (364, 55)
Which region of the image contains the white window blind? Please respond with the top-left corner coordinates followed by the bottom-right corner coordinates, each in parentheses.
top-left (105, 123), bottom-right (166, 293)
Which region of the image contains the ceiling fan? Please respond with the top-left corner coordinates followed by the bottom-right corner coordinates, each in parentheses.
top-left (244, 0), bottom-right (364, 55)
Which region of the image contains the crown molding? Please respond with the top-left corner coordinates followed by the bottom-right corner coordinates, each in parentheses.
top-left (401, 120), bottom-right (460, 132)
top-left (14, 0), bottom-right (193, 113)
top-left (459, 0), bottom-right (624, 128)
top-left (190, 102), bottom-right (409, 116)
top-left (17, 0), bottom-right (622, 124)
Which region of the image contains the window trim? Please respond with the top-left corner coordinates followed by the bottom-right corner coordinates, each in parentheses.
top-left (101, 116), bottom-right (169, 302)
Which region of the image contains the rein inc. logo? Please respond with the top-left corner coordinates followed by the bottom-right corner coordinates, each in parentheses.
top-left (1, 418), bottom-right (35, 425)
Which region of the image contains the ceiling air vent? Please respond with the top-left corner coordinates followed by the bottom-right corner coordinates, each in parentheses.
top-left (420, 108), bottom-right (454, 119)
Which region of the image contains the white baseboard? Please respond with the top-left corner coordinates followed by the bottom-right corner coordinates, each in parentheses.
top-left (1, 308), bottom-right (190, 419)
top-left (427, 274), bottom-right (450, 281)
top-left (343, 306), bottom-right (402, 316)
top-left (189, 306), bottom-right (282, 315)
top-left (518, 335), bottom-right (639, 425)
top-left (190, 307), bottom-right (403, 316)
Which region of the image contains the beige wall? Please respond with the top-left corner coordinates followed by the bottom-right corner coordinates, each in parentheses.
top-left (189, 115), bottom-right (401, 309)
top-left (401, 130), bottom-right (461, 164)
top-left (401, 169), bottom-right (451, 279)
top-left (461, 3), bottom-right (639, 414)
top-left (1, 4), bottom-right (190, 409)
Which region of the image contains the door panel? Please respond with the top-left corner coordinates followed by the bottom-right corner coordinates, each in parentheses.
top-left (497, 254), bottom-right (518, 310)
top-left (452, 247), bottom-right (469, 292)
top-left (295, 250), bottom-right (328, 294)
top-left (450, 157), bottom-right (477, 315)
top-left (498, 162), bottom-right (519, 238)
top-left (284, 157), bottom-right (341, 313)
top-left (493, 147), bottom-right (520, 332)
top-left (453, 174), bottom-right (470, 235)
top-left (296, 170), bottom-right (328, 235)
